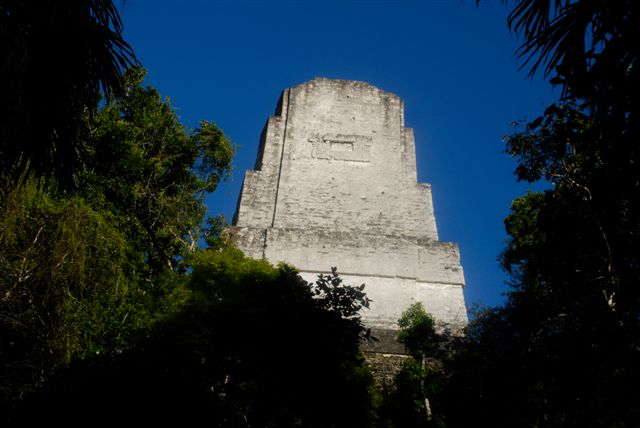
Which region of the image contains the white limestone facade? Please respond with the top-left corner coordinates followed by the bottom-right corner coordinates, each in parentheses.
top-left (232, 78), bottom-right (467, 351)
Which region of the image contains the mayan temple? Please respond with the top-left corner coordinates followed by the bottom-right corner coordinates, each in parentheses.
top-left (232, 78), bottom-right (467, 354)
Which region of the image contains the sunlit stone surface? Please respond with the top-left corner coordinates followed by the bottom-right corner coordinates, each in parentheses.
top-left (232, 78), bottom-right (467, 352)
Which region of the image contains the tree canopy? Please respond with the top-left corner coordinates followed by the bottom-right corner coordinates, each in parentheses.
top-left (437, 1), bottom-right (640, 427)
top-left (0, 0), bottom-right (138, 195)
top-left (508, 0), bottom-right (639, 116)
top-left (10, 248), bottom-right (378, 427)
top-left (378, 303), bottom-right (446, 428)
top-left (0, 5), bottom-right (379, 423)
top-left (79, 67), bottom-right (234, 274)
top-left (0, 67), bottom-right (235, 413)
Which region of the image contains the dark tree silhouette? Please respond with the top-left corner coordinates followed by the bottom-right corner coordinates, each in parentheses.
top-left (8, 249), bottom-right (377, 427)
top-left (507, 0), bottom-right (639, 118)
top-left (0, 0), bottom-right (137, 195)
top-left (437, 2), bottom-right (640, 427)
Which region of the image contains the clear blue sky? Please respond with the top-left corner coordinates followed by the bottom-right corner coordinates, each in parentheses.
top-left (120, 0), bottom-right (556, 310)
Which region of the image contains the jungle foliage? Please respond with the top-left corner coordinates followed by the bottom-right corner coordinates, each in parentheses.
top-left (437, 1), bottom-right (640, 427)
top-left (377, 303), bottom-right (446, 428)
top-left (1, 68), bottom-right (378, 425)
top-left (12, 250), bottom-right (378, 427)
top-left (0, 0), bottom-right (138, 194)
top-left (1, 5), bottom-right (378, 425)
top-left (0, 64), bottom-right (234, 414)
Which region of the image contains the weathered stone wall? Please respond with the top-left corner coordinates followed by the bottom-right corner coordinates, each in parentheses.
top-left (363, 352), bottom-right (412, 388)
top-left (232, 78), bottom-right (468, 351)
top-left (234, 78), bottom-right (438, 239)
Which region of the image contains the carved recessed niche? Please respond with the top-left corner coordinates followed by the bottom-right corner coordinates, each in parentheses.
top-left (309, 133), bottom-right (372, 162)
